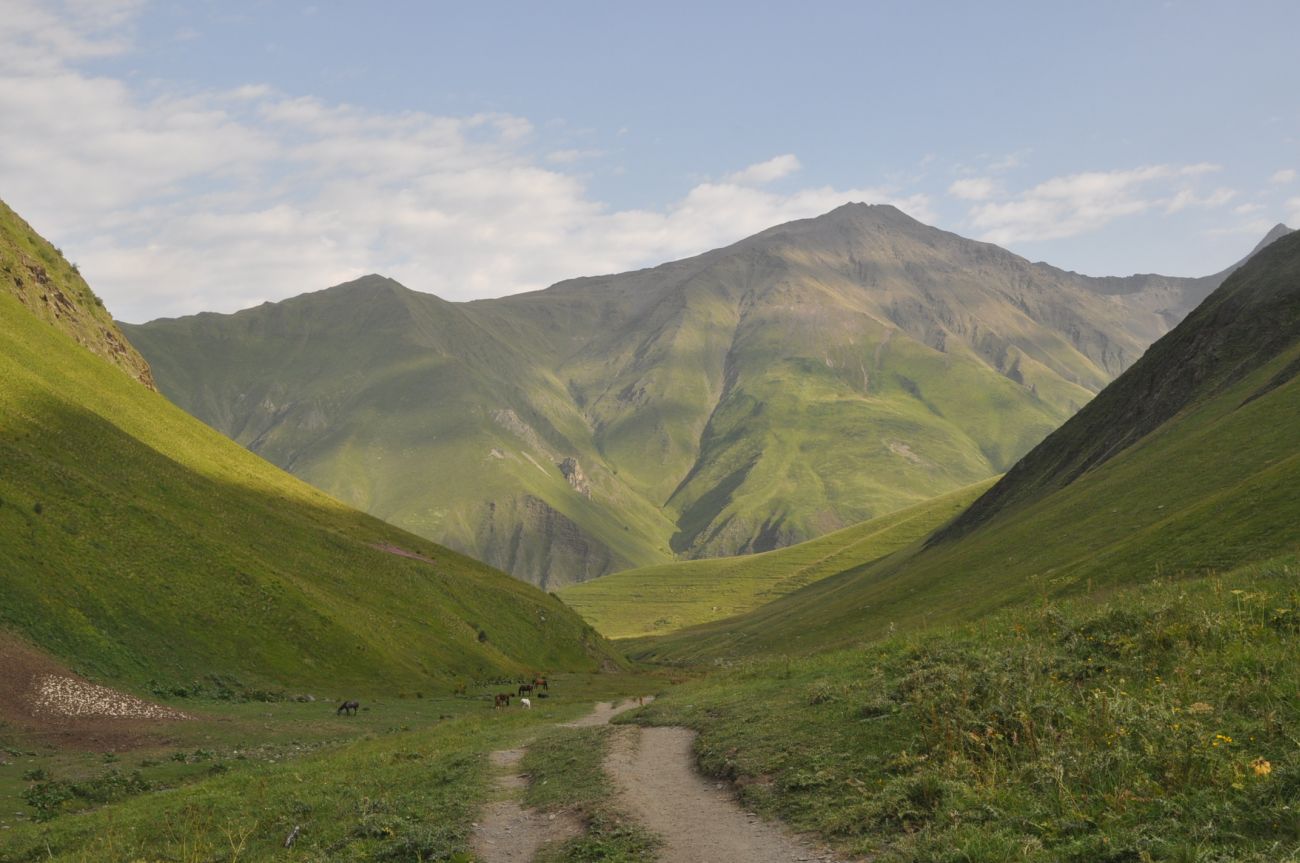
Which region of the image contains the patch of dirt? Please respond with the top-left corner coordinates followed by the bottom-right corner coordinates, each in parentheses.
top-left (559, 698), bottom-right (646, 728)
top-left (0, 631), bottom-right (193, 751)
top-left (472, 747), bottom-right (582, 862)
top-left (604, 725), bottom-right (848, 863)
top-left (370, 542), bottom-right (436, 564)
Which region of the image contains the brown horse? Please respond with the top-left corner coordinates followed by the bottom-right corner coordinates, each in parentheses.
top-left (533, 676), bottom-right (548, 691)
top-left (337, 700), bottom-right (359, 716)
top-left (494, 693), bottom-right (512, 709)
top-left (518, 683), bottom-right (533, 697)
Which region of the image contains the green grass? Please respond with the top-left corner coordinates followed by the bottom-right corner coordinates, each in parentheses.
top-left (632, 557), bottom-right (1300, 861)
top-left (632, 335), bottom-right (1300, 663)
top-left (560, 479), bottom-right (994, 638)
top-left (521, 726), bottom-right (660, 862)
top-left (0, 206), bottom-right (623, 695)
top-left (0, 673), bottom-right (656, 861)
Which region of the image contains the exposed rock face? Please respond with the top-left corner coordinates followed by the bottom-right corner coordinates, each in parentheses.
top-left (558, 457), bottom-right (591, 497)
top-left (474, 495), bottom-right (617, 590)
top-left (1, 199), bottom-right (156, 391)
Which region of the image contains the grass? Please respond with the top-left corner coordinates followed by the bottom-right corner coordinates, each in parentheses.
top-left (0, 205), bottom-right (623, 696)
top-left (631, 335), bottom-right (1300, 663)
top-left (521, 726), bottom-right (660, 862)
top-left (631, 556), bottom-right (1300, 862)
top-left (559, 479), bottom-right (994, 638)
top-left (0, 672), bottom-right (656, 860)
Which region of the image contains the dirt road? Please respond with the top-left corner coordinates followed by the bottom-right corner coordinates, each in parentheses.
top-left (472, 698), bottom-right (846, 863)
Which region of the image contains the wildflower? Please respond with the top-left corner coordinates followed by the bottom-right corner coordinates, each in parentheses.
top-left (1252, 758), bottom-right (1272, 777)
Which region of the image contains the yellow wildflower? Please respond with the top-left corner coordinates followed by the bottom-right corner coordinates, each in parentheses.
top-left (1252, 758), bottom-right (1272, 777)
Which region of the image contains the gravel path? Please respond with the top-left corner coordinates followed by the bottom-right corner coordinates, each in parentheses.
top-left (605, 725), bottom-right (847, 863)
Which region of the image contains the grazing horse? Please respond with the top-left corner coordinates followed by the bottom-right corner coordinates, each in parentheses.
top-left (520, 697), bottom-right (531, 709)
top-left (518, 683), bottom-right (533, 697)
top-left (533, 676), bottom-right (548, 691)
top-left (337, 700), bottom-right (360, 716)
top-left (494, 693), bottom-right (511, 709)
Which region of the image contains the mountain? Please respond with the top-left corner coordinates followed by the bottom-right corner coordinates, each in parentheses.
top-left (123, 206), bottom-right (1287, 588)
top-left (632, 229), bottom-right (1300, 662)
top-left (0, 198), bottom-right (620, 694)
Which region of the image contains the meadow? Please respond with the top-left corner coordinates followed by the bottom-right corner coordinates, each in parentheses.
top-left (630, 555), bottom-right (1300, 861)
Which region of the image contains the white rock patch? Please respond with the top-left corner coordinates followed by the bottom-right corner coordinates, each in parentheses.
top-left (30, 675), bottom-right (191, 720)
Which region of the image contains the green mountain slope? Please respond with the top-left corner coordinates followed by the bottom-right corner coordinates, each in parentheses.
top-left (124, 206), bottom-right (1286, 588)
top-left (0, 200), bottom-right (619, 694)
top-left (559, 479), bottom-right (994, 638)
top-left (633, 230), bottom-right (1300, 662)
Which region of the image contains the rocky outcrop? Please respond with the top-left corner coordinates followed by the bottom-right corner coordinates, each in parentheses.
top-left (474, 495), bottom-right (619, 589)
top-left (557, 457), bottom-right (591, 497)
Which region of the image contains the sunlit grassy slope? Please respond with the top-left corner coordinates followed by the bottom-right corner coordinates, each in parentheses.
top-left (633, 231), bottom-right (1300, 662)
top-left (559, 479), bottom-right (994, 638)
top-left (0, 202), bottom-right (620, 694)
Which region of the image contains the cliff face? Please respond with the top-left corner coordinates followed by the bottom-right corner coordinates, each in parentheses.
top-left (0, 199), bottom-right (155, 391)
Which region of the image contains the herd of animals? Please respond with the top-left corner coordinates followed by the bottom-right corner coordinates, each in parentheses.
top-left (335, 675), bottom-right (549, 716)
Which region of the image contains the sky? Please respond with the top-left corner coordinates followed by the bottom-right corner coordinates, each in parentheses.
top-left (1, 1), bottom-right (1297, 323)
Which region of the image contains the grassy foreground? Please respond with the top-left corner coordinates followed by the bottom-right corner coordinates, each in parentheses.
top-left (0, 674), bottom-right (652, 861)
top-left (560, 480), bottom-right (993, 639)
top-left (631, 556), bottom-right (1300, 862)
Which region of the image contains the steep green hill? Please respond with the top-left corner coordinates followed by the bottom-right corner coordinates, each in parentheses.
top-left (633, 230), bottom-right (1300, 662)
top-left (559, 479), bottom-right (994, 638)
top-left (0, 200), bottom-right (619, 694)
top-left (124, 206), bottom-right (1286, 588)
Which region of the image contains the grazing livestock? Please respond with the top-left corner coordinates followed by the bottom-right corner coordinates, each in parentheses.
top-left (533, 676), bottom-right (548, 690)
top-left (337, 700), bottom-right (360, 716)
top-left (518, 683), bottom-right (533, 697)
top-left (520, 697), bottom-right (531, 709)
top-left (494, 693), bottom-right (512, 709)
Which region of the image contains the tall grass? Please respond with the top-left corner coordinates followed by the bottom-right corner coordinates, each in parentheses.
top-left (633, 556), bottom-right (1300, 861)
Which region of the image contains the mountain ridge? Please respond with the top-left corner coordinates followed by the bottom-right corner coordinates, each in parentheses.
top-left (123, 206), bottom-right (1286, 587)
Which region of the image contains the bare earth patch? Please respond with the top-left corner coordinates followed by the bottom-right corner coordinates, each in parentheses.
top-left (472, 747), bottom-right (582, 862)
top-left (605, 725), bottom-right (849, 863)
top-left (30, 675), bottom-right (191, 720)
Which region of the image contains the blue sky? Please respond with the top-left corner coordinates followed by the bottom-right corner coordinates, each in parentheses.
top-left (1, 1), bottom-right (1296, 321)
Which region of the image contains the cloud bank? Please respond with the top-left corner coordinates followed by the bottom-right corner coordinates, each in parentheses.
top-left (0, 2), bottom-right (927, 321)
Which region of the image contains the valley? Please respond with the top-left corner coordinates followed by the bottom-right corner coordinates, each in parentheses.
top-left (2, 203), bottom-right (1297, 862)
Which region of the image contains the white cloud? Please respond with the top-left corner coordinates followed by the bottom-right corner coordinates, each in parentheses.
top-left (0, 8), bottom-right (925, 322)
top-left (967, 164), bottom-right (1225, 244)
top-left (948, 177), bottom-right (997, 201)
top-left (1164, 186), bottom-right (1235, 214)
top-left (1271, 168), bottom-right (1297, 185)
top-left (725, 154), bottom-right (801, 186)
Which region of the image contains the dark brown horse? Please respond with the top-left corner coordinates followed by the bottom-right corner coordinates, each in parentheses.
top-left (494, 693), bottom-right (512, 709)
top-left (337, 700), bottom-right (360, 716)
top-left (518, 683), bottom-right (533, 697)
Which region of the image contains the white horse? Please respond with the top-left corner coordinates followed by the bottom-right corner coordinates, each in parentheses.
top-left (520, 697), bottom-right (532, 709)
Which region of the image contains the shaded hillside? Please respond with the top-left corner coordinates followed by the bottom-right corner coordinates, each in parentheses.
top-left (633, 230), bottom-right (1300, 662)
top-left (0, 210), bottom-right (620, 694)
top-left (938, 228), bottom-right (1300, 541)
top-left (125, 205), bottom-right (1276, 587)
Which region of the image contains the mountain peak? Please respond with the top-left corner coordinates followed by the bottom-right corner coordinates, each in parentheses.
top-left (1251, 223), bottom-right (1294, 256)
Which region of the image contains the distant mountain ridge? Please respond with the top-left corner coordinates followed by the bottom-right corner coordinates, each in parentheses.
top-left (123, 205), bottom-right (1290, 587)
